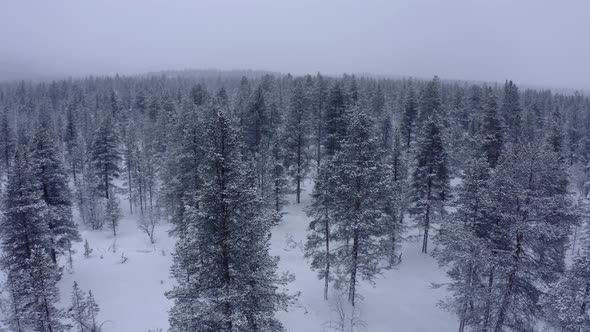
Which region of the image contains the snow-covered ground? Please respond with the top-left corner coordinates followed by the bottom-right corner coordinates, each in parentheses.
top-left (59, 182), bottom-right (458, 332)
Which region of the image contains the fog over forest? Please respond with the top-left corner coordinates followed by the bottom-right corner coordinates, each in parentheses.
top-left (1, 2), bottom-right (590, 332)
top-left (2, 0), bottom-right (590, 89)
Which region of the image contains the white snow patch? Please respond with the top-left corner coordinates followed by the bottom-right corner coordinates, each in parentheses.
top-left (59, 182), bottom-right (457, 331)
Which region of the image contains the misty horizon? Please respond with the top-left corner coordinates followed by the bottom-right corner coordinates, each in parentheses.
top-left (2, 0), bottom-right (590, 90)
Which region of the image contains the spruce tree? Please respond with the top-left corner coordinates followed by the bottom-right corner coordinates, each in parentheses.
top-left (167, 111), bottom-right (292, 332)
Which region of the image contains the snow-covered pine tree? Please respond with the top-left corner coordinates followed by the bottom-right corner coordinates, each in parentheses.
top-left (269, 135), bottom-right (288, 223)
top-left (400, 86), bottom-right (418, 149)
top-left (90, 114), bottom-right (120, 199)
top-left (31, 114), bottom-right (80, 263)
top-left (436, 157), bottom-right (492, 332)
top-left (305, 82), bottom-right (353, 301)
top-left (84, 239), bottom-right (93, 258)
top-left (546, 106), bottom-right (565, 157)
top-left (167, 111), bottom-right (293, 332)
top-left (75, 165), bottom-right (104, 230)
top-left (160, 96), bottom-right (203, 237)
top-left (105, 189), bottom-right (120, 237)
top-left (284, 79), bottom-right (309, 204)
top-left (64, 100), bottom-right (82, 182)
top-left (541, 240), bottom-right (590, 332)
top-left (483, 142), bottom-right (575, 331)
top-left (310, 73), bottom-right (327, 169)
top-left (86, 290), bottom-right (100, 332)
top-left (417, 76), bottom-right (443, 129)
top-left (69, 282), bottom-right (101, 332)
top-left (122, 121), bottom-right (138, 214)
top-left (70, 281), bottom-right (89, 332)
top-left (3, 272), bottom-right (28, 332)
top-left (479, 87), bottom-right (504, 168)
top-left (324, 82), bottom-right (348, 157)
top-left (0, 149), bottom-right (59, 331)
top-left (411, 110), bottom-right (450, 254)
top-left (0, 109), bottom-right (15, 173)
top-left (328, 110), bottom-right (395, 306)
top-left (26, 245), bottom-right (69, 332)
top-left (305, 158), bottom-right (338, 301)
top-left (501, 80), bottom-right (522, 143)
top-left (384, 129), bottom-right (407, 265)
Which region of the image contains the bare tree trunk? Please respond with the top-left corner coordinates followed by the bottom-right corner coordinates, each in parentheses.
top-left (324, 207), bottom-right (330, 300)
top-left (349, 229), bottom-right (359, 307)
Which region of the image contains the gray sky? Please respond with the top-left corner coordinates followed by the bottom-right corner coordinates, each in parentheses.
top-left (1, 0), bottom-right (589, 89)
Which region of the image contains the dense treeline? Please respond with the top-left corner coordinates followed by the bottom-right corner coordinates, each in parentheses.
top-left (1, 69), bottom-right (590, 331)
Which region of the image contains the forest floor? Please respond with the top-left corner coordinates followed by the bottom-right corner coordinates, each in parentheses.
top-left (58, 181), bottom-right (458, 332)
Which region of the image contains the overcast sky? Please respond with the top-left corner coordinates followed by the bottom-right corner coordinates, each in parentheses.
top-left (1, 0), bottom-right (589, 89)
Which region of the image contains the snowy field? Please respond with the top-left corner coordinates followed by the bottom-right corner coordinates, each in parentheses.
top-left (59, 182), bottom-right (457, 332)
